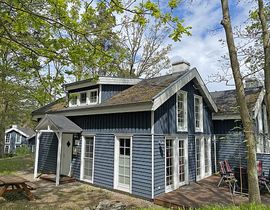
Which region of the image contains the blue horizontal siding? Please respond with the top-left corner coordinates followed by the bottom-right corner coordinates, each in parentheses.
top-left (93, 133), bottom-right (115, 188)
top-left (215, 133), bottom-right (247, 169)
top-left (154, 135), bottom-right (165, 196)
top-left (38, 132), bottom-right (58, 173)
top-left (188, 135), bottom-right (196, 182)
top-left (132, 134), bottom-right (152, 199)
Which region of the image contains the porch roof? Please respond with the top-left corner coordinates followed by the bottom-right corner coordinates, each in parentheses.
top-left (35, 114), bottom-right (82, 133)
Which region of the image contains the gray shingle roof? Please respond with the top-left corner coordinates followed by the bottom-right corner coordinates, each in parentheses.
top-left (210, 87), bottom-right (263, 117)
top-left (32, 72), bottom-right (187, 115)
top-left (36, 114), bottom-right (82, 133)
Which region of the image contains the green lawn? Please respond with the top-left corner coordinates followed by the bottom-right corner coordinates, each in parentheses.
top-left (0, 155), bottom-right (34, 175)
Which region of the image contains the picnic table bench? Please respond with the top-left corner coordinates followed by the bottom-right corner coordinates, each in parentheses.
top-left (0, 175), bottom-right (34, 200)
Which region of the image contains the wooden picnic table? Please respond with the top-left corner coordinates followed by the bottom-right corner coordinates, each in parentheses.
top-left (0, 175), bottom-right (34, 200)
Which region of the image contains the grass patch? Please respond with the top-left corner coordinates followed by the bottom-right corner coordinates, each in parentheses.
top-left (0, 155), bottom-right (34, 175)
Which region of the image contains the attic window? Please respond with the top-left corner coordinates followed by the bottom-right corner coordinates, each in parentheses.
top-left (70, 94), bottom-right (78, 106)
top-left (5, 133), bottom-right (10, 144)
top-left (194, 95), bottom-right (203, 132)
top-left (89, 89), bottom-right (98, 104)
top-left (80, 92), bottom-right (87, 105)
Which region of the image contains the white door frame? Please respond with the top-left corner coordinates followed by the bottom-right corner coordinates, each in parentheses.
top-left (114, 135), bottom-right (133, 193)
top-left (60, 133), bottom-right (73, 176)
top-left (80, 135), bottom-right (95, 183)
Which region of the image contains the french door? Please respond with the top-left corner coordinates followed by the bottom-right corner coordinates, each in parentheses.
top-left (195, 136), bottom-right (211, 181)
top-left (114, 136), bottom-right (132, 193)
top-left (82, 136), bottom-right (95, 182)
top-left (165, 137), bottom-right (188, 192)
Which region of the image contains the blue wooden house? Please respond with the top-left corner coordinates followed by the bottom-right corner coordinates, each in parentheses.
top-left (32, 60), bottom-right (218, 199)
top-left (210, 83), bottom-right (270, 174)
top-left (4, 125), bottom-right (35, 154)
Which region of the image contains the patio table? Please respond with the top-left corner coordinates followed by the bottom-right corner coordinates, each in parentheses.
top-left (0, 175), bottom-right (34, 200)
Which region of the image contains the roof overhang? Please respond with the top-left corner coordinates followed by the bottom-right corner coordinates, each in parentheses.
top-left (35, 114), bottom-right (83, 133)
top-left (33, 102), bottom-right (153, 120)
top-left (64, 77), bottom-right (142, 91)
top-left (151, 68), bottom-right (218, 112)
top-left (5, 128), bottom-right (30, 138)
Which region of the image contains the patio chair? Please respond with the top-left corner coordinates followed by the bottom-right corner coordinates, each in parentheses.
top-left (217, 161), bottom-right (237, 194)
top-left (257, 160), bottom-right (270, 193)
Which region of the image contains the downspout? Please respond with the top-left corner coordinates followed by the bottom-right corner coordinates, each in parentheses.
top-left (151, 110), bottom-right (155, 199)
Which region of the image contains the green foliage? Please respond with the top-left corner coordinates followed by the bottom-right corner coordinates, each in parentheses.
top-left (15, 145), bottom-right (31, 156)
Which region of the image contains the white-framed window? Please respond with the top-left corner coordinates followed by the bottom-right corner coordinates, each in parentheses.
top-left (257, 134), bottom-right (264, 153)
top-left (194, 95), bottom-right (203, 132)
top-left (258, 107), bottom-right (263, 133)
top-left (4, 145), bottom-right (10, 153)
top-left (195, 136), bottom-right (212, 181)
top-left (165, 136), bottom-right (189, 192)
top-left (114, 136), bottom-right (132, 193)
top-left (89, 89), bottom-right (98, 104)
top-left (69, 93), bottom-right (79, 107)
top-left (15, 145), bottom-right (21, 149)
top-left (80, 92), bottom-right (87, 105)
top-left (81, 135), bottom-right (95, 183)
top-left (5, 133), bottom-right (10, 144)
top-left (69, 89), bottom-right (99, 107)
top-left (177, 91), bottom-right (188, 131)
top-left (263, 105), bottom-right (268, 134)
top-left (15, 133), bottom-right (21, 144)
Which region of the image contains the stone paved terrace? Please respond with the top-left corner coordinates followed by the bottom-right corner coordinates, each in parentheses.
top-left (154, 175), bottom-right (270, 209)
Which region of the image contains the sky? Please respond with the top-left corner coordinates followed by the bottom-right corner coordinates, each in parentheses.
top-left (165, 0), bottom-right (256, 91)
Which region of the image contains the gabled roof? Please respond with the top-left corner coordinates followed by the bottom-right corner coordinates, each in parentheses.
top-left (210, 87), bottom-right (264, 120)
top-left (35, 114), bottom-right (82, 133)
top-left (32, 69), bottom-right (218, 119)
top-left (5, 126), bottom-right (35, 138)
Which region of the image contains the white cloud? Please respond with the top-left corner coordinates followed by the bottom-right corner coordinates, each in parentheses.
top-left (166, 0), bottom-right (254, 91)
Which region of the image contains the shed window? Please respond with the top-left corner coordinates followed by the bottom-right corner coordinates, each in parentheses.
top-left (89, 90), bottom-right (98, 104)
top-left (194, 95), bottom-right (203, 132)
top-left (177, 91), bottom-right (187, 131)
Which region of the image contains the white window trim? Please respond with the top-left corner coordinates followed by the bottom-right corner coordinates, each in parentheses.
top-left (15, 133), bottom-right (22, 144)
top-left (176, 90), bottom-right (188, 132)
top-left (5, 133), bottom-right (10, 144)
top-left (194, 95), bottom-right (203, 132)
top-left (114, 135), bottom-right (132, 193)
top-left (88, 89), bottom-right (99, 105)
top-left (258, 107), bottom-right (263, 133)
top-left (195, 136), bottom-right (212, 181)
top-left (263, 105), bottom-right (268, 134)
top-left (4, 145), bottom-right (10, 153)
top-left (164, 136), bottom-right (189, 192)
top-left (69, 89), bottom-right (99, 107)
top-left (80, 135), bottom-right (95, 183)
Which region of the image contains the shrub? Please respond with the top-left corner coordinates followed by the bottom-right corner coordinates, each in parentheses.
top-left (15, 145), bottom-right (31, 156)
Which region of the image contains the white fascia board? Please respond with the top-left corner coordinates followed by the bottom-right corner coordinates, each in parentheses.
top-left (65, 77), bottom-right (142, 91)
top-left (50, 102), bottom-right (152, 117)
top-left (152, 69), bottom-right (218, 112)
top-left (5, 128), bottom-right (29, 138)
top-left (212, 114), bottom-right (241, 120)
top-left (253, 89), bottom-right (265, 119)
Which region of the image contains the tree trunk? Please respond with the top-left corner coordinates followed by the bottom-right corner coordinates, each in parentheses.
top-left (258, 0), bottom-right (270, 133)
top-left (220, 0), bottom-right (261, 203)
